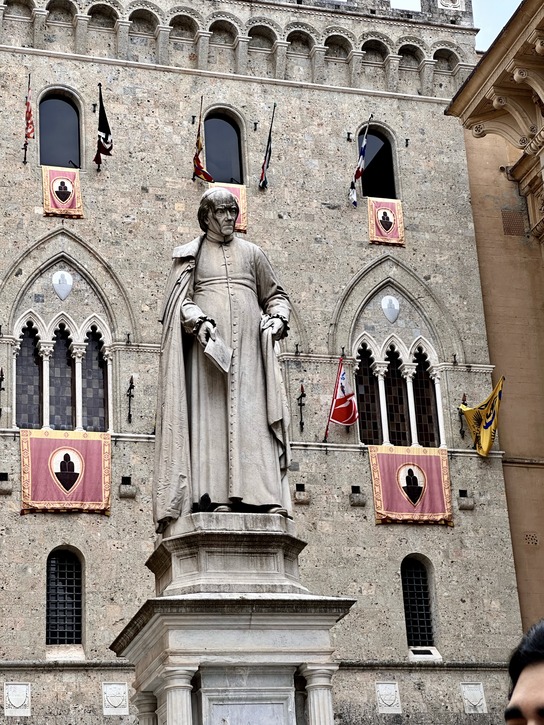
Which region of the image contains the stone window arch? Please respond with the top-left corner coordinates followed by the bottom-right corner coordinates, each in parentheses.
top-left (204, 111), bottom-right (244, 184)
top-left (358, 126), bottom-right (396, 199)
top-left (39, 91), bottom-right (81, 168)
top-left (46, 548), bottom-right (83, 645)
top-left (401, 555), bottom-right (434, 648)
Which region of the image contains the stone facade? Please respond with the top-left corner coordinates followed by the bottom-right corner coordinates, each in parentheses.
top-left (0, 0), bottom-right (523, 720)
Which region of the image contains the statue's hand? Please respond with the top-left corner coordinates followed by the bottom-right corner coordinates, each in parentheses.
top-left (261, 316), bottom-right (284, 342)
top-left (197, 320), bottom-right (216, 347)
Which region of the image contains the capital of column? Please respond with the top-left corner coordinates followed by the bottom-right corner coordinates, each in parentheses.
top-left (32, 8), bottom-right (49, 19)
top-left (38, 341), bottom-right (54, 360)
top-left (400, 362), bottom-right (417, 380)
top-left (163, 666), bottom-right (198, 690)
top-left (73, 13), bottom-right (90, 27)
top-left (10, 340), bottom-right (21, 358)
top-left (70, 342), bottom-right (87, 361)
top-left (299, 663), bottom-right (339, 688)
top-left (114, 19), bottom-right (131, 30)
top-left (195, 29), bottom-right (212, 41)
top-left (133, 691), bottom-right (158, 723)
top-left (371, 360), bottom-right (388, 378)
top-left (428, 367), bottom-right (441, 382)
top-left (155, 24), bottom-right (171, 39)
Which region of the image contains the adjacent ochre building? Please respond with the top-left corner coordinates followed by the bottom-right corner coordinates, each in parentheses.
top-left (0, 0), bottom-right (525, 720)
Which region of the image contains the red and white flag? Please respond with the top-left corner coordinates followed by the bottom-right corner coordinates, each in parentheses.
top-left (324, 358), bottom-right (358, 441)
top-left (25, 81), bottom-right (34, 140)
top-left (193, 96), bottom-right (214, 183)
top-left (348, 113), bottom-right (373, 208)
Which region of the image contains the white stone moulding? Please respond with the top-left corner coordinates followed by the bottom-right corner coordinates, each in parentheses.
top-left (102, 682), bottom-right (130, 716)
top-left (376, 681), bottom-right (401, 714)
top-left (460, 682), bottom-right (488, 714)
top-left (4, 682), bottom-right (31, 717)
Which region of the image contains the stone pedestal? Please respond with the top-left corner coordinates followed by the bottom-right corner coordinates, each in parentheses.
top-left (111, 514), bottom-right (354, 725)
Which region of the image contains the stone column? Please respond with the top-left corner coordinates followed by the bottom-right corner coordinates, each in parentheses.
top-left (347, 50), bottom-right (365, 88)
top-left (272, 40), bottom-right (289, 80)
top-left (234, 35), bottom-right (250, 75)
top-left (134, 692), bottom-right (158, 725)
top-left (384, 53), bottom-right (401, 92)
top-left (32, 8), bottom-right (48, 50)
top-left (195, 30), bottom-right (211, 71)
top-left (74, 14), bottom-right (89, 55)
top-left (452, 62), bottom-right (475, 90)
top-left (400, 362), bottom-right (419, 447)
top-left (70, 343), bottom-right (86, 431)
top-left (103, 347), bottom-right (113, 433)
top-left (38, 342), bottom-right (54, 429)
top-left (310, 45), bottom-right (327, 85)
top-left (115, 19), bottom-right (131, 60)
top-left (0, 5), bottom-right (6, 40)
top-left (371, 361), bottom-right (390, 446)
top-left (418, 58), bottom-right (436, 97)
top-left (155, 25), bottom-right (171, 66)
top-left (163, 668), bottom-right (196, 725)
top-left (429, 368), bottom-right (446, 448)
top-left (300, 664), bottom-right (338, 725)
top-left (10, 341), bottom-right (20, 430)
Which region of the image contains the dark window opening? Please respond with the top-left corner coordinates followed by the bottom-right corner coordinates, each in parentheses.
top-left (204, 113), bottom-right (243, 184)
top-left (46, 549), bottom-right (82, 645)
top-left (401, 557), bottom-right (434, 647)
top-left (39, 94), bottom-right (80, 168)
top-left (16, 321), bottom-right (42, 429)
top-left (359, 129), bottom-right (396, 199)
top-left (412, 348), bottom-right (439, 448)
top-left (50, 324), bottom-right (74, 431)
top-left (82, 327), bottom-right (107, 432)
top-left (356, 344), bottom-right (382, 445)
top-left (385, 348), bottom-right (410, 446)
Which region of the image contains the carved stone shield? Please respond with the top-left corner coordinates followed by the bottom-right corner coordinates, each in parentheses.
top-left (52, 270), bottom-right (73, 300)
top-left (381, 295), bottom-right (400, 323)
top-left (6, 684), bottom-right (29, 709)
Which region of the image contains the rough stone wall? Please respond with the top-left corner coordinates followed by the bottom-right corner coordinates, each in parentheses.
top-left (0, 0), bottom-right (522, 721)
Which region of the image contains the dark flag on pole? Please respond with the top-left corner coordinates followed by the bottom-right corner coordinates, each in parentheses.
top-left (193, 96), bottom-right (214, 182)
top-left (259, 103), bottom-right (276, 190)
top-left (93, 83), bottom-right (113, 171)
top-left (23, 74), bottom-right (34, 164)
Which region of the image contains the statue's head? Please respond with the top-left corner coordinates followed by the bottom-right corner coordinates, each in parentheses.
top-left (198, 188), bottom-right (239, 234)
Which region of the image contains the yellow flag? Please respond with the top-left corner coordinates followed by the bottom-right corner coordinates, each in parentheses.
top-left (460, 377), bottom-right (505, 457)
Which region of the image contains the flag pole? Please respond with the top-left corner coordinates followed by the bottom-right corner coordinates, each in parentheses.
top-left (323, 354), bottom-right (343, 443)
top-left (259, 102), bottom-right (276, 190)
top-left (22, 74), bottom-right (31, 165)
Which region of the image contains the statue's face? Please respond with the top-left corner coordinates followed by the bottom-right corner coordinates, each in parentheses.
top-left (206, 198), bottom-right (238, 237)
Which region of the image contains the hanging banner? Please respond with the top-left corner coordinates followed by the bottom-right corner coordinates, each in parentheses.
top-left (42, 166), bottom-right (84, 218)
top-left (368, 197), bottom-right (404, 245)
top-left (368, 445), bottom-right (452, 525)
top-left (20, 429), bottom-right (111, 514)
top-left (209, 182), bottom-right (247, 233)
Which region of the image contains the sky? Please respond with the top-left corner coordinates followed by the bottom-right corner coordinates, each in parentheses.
top-left (390, 0), bottom-right (521, 51)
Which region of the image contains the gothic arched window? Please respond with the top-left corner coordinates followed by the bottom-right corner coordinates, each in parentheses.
top-left (16, 321), bottom-right (41, 429)
top-left (46, 549), bottom-right (83, 645)
top-left (385, 347), bottom-right (410, 446)
top-left (356, 344), bottom-right (381, 445)
top-left (359, 128), bottom-right (396, 199)
top-left (412, 348), bottom-right (439, 448)
top-left (39, 93), bottom-right (81, 168)
top-left (401, 556), bottom-right (434, 647)
top-left (204, 112), bottom-right (244, 184)
top-left (82, 327), bottom-right (108, 432)
top-left (50, 324), bottom-right (74, 431)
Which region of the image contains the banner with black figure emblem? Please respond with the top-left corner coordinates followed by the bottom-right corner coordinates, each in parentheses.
top-left (42, 166), bottom-right (83, 218)
top-left (20, 430), bottom-right (110, 514)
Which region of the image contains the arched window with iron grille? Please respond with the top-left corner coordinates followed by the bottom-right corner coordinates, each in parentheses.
top-left (46, 549), bottom-right (83, 645)
top-left (401, 556), bottom-right (434, 647)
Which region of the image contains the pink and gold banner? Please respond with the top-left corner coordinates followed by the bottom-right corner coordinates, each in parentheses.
top-left (20, 429), bottom-right (110, 514)
top-left (209, 182), bottom-right (247, 232)
top-left (42, 166), bottom-right (83, 218)
top-left (368, 197), bottom-right (404, 245)
top-left (369, 445), bottom-right (452, 525)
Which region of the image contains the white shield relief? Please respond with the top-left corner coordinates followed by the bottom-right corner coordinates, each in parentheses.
top-left (52, 271), bottom-right (73, 301)
top-left (376, 682), bottom-right (402, 714)
top-left (102, 682), bottom-right (129, 716)
top-left (381, 295), bottom-right (400, 323)
top-left (5, 682), bottom-right (31, 716)
top-left (461, 683), bottom-right (487, 714)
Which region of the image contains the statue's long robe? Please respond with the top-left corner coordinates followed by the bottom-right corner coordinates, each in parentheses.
top-left (154, 235), bottom-right (291, 526)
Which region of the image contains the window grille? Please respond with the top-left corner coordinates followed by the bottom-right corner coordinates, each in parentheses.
top-left (16, 321), bottom-right (41, 429)
top-left (385, 348), bottom-right (410, 446)
top-left (39, 94), bottom-right (81, 168)
top-left (46, 550), bottom-right (82, 645)
top-left (356, 345), bottom-right (382, 445)
top-left (401, 557), bottom-right (434, 647)
top-left (50, 324), bottom-right (74, 430)
top-left (412, 349), bottom-right (439, 448)
top-left (204, 113), bottom-right (243, 184)
top-left (82, 328), bottom-right (107, 431)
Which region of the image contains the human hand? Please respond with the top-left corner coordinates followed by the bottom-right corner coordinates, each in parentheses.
top-left (197, 320), bottom-right (216, 347)
top-left (261, 316), bottom-right (284, 342)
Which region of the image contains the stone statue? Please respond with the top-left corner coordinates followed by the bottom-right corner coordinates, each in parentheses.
top-left (154, 189), bottom-right (291, 532)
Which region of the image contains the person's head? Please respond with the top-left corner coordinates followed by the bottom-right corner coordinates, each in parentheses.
top-left (505, 620), bottom-right (544, 724)
top-left (197, 188), bottom-right (239, 237)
